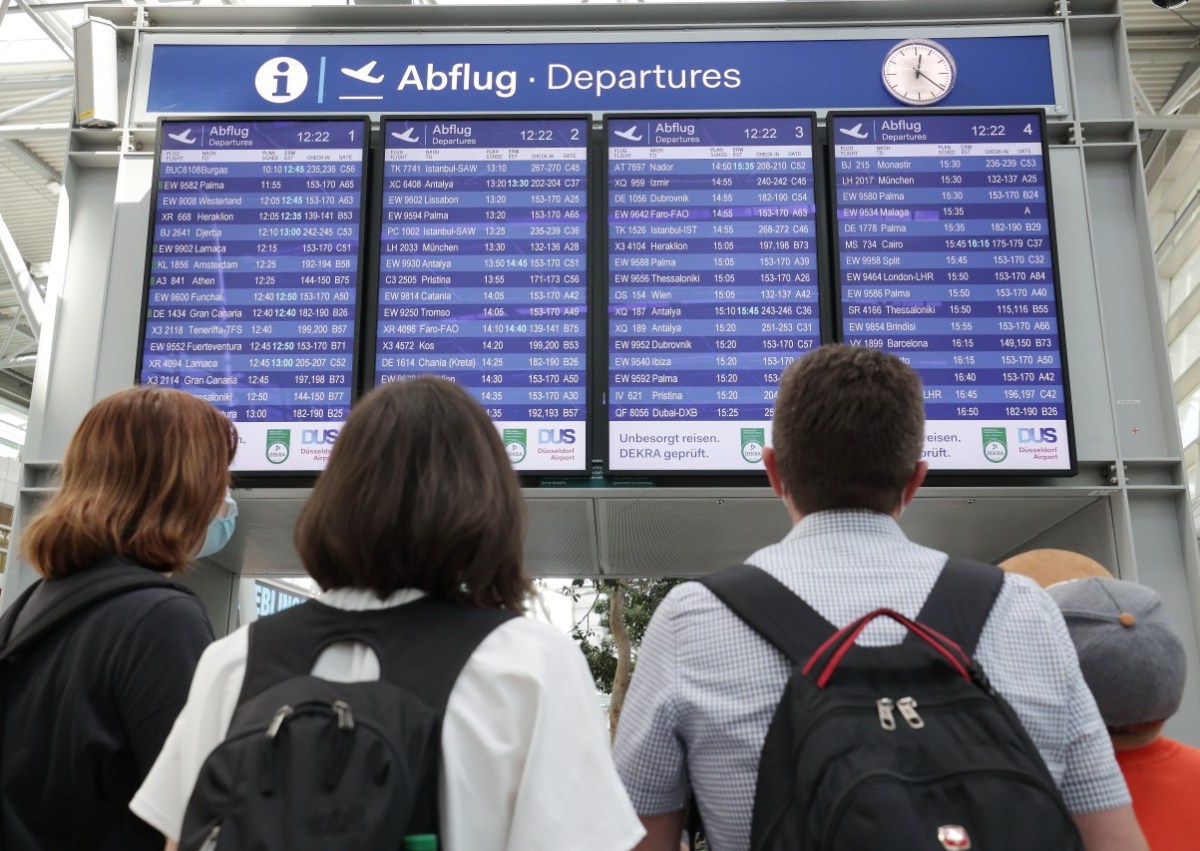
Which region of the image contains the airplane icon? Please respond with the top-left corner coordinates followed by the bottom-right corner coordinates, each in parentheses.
top-left (613, 126), bottom-right (643, 142)
top-left (391, 128), bottom-right (420, 144)
top-left (341, 61), bottom-right (384, 84)
top-left (167, 129), bottom-right (196, 144)
top-left (839, 123), bottom-right (870, 140)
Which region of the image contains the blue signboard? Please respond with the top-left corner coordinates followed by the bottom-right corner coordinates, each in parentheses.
top-left (144, 37), bottom-right (1057, 115)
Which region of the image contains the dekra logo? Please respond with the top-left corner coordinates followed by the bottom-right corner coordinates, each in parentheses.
top-left (302, 428), bottom-right (340, 445)
top-left (1018, 427), bottom-right (1057, 444)
top-left (538, 428), bottom-right (575, 445)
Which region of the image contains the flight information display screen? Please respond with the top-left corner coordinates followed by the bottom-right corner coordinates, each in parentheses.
top-left (375, 116), bottom-right (589, 473)
top-left (829, 111), bottom-right (1073, 473)
top-left (606, 113), bottom-right (821, 473)
top-left (139, 118), bottom-right (368, 474)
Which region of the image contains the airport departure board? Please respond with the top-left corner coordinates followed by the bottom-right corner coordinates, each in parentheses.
top-left (376, 116), bottom-right (589, 473)
top-left (829, 111), bottom-right (1073, 473)
top-left (140, 118), bottom-right (368, 474)
top-left (606, 114), bottom-right (821, 473)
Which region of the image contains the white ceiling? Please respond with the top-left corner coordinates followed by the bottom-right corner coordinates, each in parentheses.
top-left (0, 0), bottom-right (1196, 415)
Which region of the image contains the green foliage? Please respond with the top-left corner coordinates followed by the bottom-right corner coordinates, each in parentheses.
top-left (561, 578), bottom-right (685, 693)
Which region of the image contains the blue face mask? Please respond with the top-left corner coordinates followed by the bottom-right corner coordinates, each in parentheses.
top-left (197, 491), bottom-right (238, 558)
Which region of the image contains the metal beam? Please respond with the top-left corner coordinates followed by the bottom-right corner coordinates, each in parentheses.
top-left (0, 372), bottom-right (33, 410)
top-left (1130, 48), bottom-right (1200, 65)
top-left (9, 0), bottom-right (73, 58)
top-left (0, 214), bottom-right (44, 342)
top-left (0, 124), bottom-right (70, 140)
top-left (0, 369), bottom-right (34, 410)
top-left (1140, 114), bottom-right (1200, 130)
top-left (0, 87), bottom-right (72, 124)
top-left (0, 0), bottom-right (13, 30)
top-left (4, 0), bottom-right (121, 8)
top-left (1161, 63), bottom-right (1200, 116)
top-left (0, 317), bottom-right (23, 363)
top-left (1134, 75), bottom-right (1157, 115)
top-left (0, 140), bottom-right (61, 184)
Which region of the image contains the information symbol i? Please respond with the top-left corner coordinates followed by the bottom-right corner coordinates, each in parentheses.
top-left (254, 57), bottom-right (308, 103)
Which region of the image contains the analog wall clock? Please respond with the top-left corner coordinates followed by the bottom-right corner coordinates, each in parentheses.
top-left (882, 39), bottom-right (957, 106)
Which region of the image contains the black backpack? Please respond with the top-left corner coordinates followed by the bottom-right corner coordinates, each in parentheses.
top-left (179, 597), bottom-right (516, 851)
top-left (700, 560), bottom-right (1084, 851)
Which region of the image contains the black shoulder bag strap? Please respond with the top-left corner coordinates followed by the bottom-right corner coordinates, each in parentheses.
top-left (909, 557), bottom-right (1006, 658)
top-left (0, 560), bottom-right (182, 664)
top-left (699, 563), bottom-right (837, 664)
top-left (0, 560), bottom-right (184, 843)
top-left (691, 565), bottom-right (837, 849)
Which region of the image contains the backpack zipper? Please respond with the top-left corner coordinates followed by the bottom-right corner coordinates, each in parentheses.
top-left (818, 766), bottom-right (1079, 851)
top-left (198, 825), bottom-right (221, 851)
top-left (875, 698), bottom-right (897, 731)
top-left (266, 705), bottom-right (293, 739)
top-left (895, 696), bottom-right (924, 729)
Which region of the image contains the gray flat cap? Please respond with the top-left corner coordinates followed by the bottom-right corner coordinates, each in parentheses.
top-left (1047, 578), bottom-right (1186, 728)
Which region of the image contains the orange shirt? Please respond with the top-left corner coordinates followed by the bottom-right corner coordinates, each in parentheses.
top-left (1116, 736), bottom-right (1200, 850)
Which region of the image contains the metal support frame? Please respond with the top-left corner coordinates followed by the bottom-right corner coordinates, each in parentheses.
top-left (0, 140), bottom-right (61, 184)
top-left (0, 87), bottom-right (71, 124)
top-left (1140, 114), bottom-right (1200, 130)
top-left (0, 214), bottom-right (43, 342)
top-left (0, 316), bottom-right (24, 362)
top-left (0, 124), bottom-right (69, 139)
top-left (1130, 48), bottom-right (1200, 65)
top-left (1161, 63), bottom-right (1200, 117)
top-left (9, 0), bottom-right (74, 59)
top-left (1134, 75), bottom-right (1157, 115)
top-left (0, 0), bottom-right (13, 31)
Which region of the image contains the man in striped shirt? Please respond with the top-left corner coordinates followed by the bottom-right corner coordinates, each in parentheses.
top-left (613, 344), bottom-right (1147, 851)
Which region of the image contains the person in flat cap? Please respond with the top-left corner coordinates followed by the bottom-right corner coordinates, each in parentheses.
top-left (1001, 549), bottom-right (1200, 850)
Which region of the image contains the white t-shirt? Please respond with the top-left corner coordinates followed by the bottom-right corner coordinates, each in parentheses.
top-left (130, 588), bottom-right (645, 851)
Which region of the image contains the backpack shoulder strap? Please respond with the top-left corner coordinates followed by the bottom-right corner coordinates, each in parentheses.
top-left (699, 564), bottom-right (836, 665)
top-left (0, 559), bottom-right (182, 663)
top-left (240, 596), bottom-right (517, 710)
top-left (911, 557), bottom-right (1006, 658)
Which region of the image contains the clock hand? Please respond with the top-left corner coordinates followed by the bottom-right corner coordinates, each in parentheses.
top-left (915, 52), bottom-right (923, 79)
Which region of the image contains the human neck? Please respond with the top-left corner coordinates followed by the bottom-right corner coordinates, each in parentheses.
top-left (1110, 726), bottom-right (1165, 752)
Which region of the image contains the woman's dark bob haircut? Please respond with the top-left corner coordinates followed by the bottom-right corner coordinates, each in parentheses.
top-left (295, 376), bottom-right (531, 611)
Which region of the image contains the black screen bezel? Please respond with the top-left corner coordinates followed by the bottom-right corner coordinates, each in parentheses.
top-left (136, 115), bottom-right (373, 485)
top-left (600, 111), bottom-right (831, 480)
top-left (825, 107), bottom-right (1077, 478)
top-left (368, 113), bottom-right (595, 477)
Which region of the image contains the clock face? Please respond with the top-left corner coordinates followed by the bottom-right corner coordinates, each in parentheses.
top-left (882, 39), bottom-right (957, 106)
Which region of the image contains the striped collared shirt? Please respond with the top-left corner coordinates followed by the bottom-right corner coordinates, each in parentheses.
top-left (613, 510), bottom-right (1129, 851)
